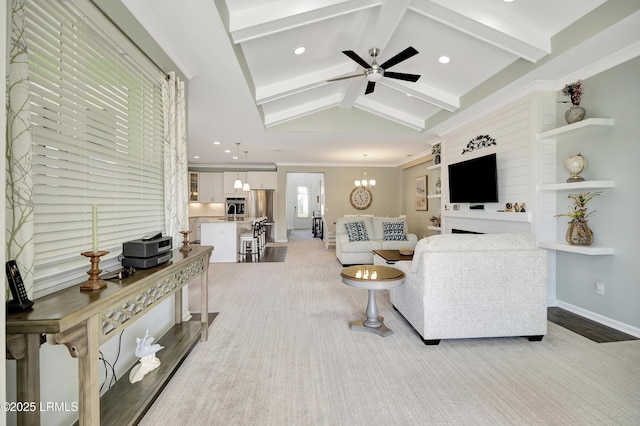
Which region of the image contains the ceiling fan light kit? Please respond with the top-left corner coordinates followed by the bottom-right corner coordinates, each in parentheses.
top-left (328, 46), bottom-right (421, 95)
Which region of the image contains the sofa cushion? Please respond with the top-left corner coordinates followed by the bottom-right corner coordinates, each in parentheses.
top-left (344, 221), bottom-right (369, 242)
top-left (371, 217), bottom-right (406, 240)
top-left (382, 221), bottom-right (406, 240)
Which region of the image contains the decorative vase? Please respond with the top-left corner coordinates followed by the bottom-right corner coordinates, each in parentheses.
top-left (435, 177), bottom-right (441, 194)
top-left (565, 106), bottom-right (586, 124)
top-left (566, 222), bottom-right (594, 246)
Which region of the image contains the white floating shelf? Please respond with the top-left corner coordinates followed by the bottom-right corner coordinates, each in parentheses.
top-left (427, 226), bottom-right (441, 231)
top-left (537, 118), bottom-right (614, 139)
top-left (537, 180), bottom-right (615, 191)
top-left (442, 211), bottom-right (532, 222)
top-left (427, 164), bottom-right (442, 171)
top-left (427, 194), bottom-right (442, 199)
top-left (538, 241), bottom-right (614, 255)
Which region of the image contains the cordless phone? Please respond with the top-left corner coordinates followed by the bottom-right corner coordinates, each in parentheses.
top-left (6, 260), bottom-right (34, 313)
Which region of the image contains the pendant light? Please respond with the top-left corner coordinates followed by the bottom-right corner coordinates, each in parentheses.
top-left (242, 150), bottom-right (251, 192)
top-left (233, 143), bottom-right (242, 189)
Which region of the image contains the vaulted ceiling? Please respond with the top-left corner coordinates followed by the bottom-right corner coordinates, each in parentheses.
top-left (120, 0), bottom-right (639, 167)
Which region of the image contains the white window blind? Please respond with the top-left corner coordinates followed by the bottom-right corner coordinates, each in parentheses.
top-left (24, 0), bottom-right (166, 290)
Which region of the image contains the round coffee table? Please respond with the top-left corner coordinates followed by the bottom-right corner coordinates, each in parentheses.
top-left (340, 265), bottom-right (405, 337)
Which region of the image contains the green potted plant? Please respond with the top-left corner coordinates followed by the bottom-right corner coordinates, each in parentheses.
top-left (556, 191), bottom-right (600, 246)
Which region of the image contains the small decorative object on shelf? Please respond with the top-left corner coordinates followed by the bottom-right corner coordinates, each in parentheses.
top-left (556, 191), bottom-right (601, 246)
top-left (179, 230), bottom-right (192, 252)
top-left (80, 250), bottom-right (109, 291)
top-left (129, 329), bottom-right (164, 384)
top-left (564, 152), bottom-right (587, 182)
top-left (435, 177), bottom-right (441, 194)
top-left (561, 80), bottom-right (585, 124)
top-left (431, 143), bottom-right (441, 164)
top-left (429, 215), bottom-right (441, 227)
top-left (505, 202), bottom-right (513, 212)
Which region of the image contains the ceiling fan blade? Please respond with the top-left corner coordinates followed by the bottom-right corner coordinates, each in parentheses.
top-left (342, 50), bottom-right (372, 69)
top-left (380, 46), bottom-right (419, 70)
top-left (327, 73), bottom-right (365, 82)
top-left (364, 81), bottom-right (376, 95)
top-left (384, 71), bottom-right (421, 82)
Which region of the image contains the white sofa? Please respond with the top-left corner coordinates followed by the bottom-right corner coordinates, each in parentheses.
top-left (335, 216), bottom-right (418, 265)
top-left (391, 233), bottom-right (547, 345)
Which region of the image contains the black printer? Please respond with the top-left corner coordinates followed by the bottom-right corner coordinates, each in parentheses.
top-left (122, 232), bottom-right (173, 269)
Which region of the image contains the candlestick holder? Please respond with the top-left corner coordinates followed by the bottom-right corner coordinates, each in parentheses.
top-left (80, 251), bottom-right (109, 291)
top-left (179, 230), bottom-right (192, 252)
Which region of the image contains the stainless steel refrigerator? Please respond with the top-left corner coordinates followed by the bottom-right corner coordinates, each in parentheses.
top-left (248, 189), bottom-right (275, 242)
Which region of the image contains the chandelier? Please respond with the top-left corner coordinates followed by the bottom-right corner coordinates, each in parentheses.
top-left (354, 154), bottom-right (376, 188)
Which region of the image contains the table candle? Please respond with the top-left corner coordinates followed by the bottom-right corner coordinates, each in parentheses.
top-left (92, 204), bottom-right (98, 253)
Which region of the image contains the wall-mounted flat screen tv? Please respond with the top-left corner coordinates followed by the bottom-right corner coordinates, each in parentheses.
top-left (448, 153), bottom-right (498, 203)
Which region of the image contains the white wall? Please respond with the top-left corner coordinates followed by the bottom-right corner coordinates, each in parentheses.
top-left (553, 57), bottom-right (640, 333)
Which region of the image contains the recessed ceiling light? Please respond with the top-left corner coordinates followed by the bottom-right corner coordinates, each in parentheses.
top-left (194, 155), bottom-right (200, 159)
top-left (224, 149), bottom-right (231, 153)
top-left (438, 56), bottom-right (451, 64)
top-left (213, 141), bottom-right (220, 145)
top-left (232, 155), bottom-right (238, 160)
top-left (294, 46), bottom-right (306, 55)
top-left (504, 0), bottom-right (515, 2)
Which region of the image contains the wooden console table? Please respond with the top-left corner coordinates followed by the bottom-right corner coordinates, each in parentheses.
top-left (5, 245), bottom-right (213, 426)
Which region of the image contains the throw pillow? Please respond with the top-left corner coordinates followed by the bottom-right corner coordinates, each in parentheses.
top-left (344, 221), bottom-right (369, 242)
top-left (382, 221), bottom-right (406, 241)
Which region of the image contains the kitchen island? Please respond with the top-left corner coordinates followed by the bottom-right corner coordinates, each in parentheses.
top-left (199, 217), bottom-right (257, 263)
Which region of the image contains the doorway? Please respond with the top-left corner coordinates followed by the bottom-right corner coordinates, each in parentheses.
top-left (293, 184), bottom-right (311, 229)
top-left (286, 172), bottom-right (324, 232)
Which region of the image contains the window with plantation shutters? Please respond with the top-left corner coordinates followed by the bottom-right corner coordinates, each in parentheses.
top-left (24, 0), bottom-right (165, 292)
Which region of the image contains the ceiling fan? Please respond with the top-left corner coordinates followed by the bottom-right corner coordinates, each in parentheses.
top-left (327, 46), bottom-right (421, 95)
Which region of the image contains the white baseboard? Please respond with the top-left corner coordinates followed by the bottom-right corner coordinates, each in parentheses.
top-left (557, 301), bottom-right (640, 338)
top-left (183, 311), bottom-right (192, 322)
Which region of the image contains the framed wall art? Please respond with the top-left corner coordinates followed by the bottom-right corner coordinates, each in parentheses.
top-left (414, 175), bottom-right (428, 211)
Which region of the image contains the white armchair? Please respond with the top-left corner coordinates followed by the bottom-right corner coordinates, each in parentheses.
top-left (391, 233), bottom-right (548, 345)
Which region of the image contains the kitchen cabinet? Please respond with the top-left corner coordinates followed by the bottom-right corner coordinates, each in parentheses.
top-left (189, 172), bottom-right (199, 201)
top-left (189, 217), bottom-right (199, 242)
top-left (223, 171), bottom-right (248, 194)
top-left (198, 172), bottom-right (223, 203)
top-left (247, 171), bottom-right (276, 189)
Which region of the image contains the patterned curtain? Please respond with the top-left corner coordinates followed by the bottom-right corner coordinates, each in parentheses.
top-left (162, 72), bottom-right (189, 244)
top-left (6, 0), bottom-right (34, 298)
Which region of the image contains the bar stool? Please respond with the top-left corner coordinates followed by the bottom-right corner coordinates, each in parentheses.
top-left (239, 220), bottom-right (260, 260)
top-left (258, 217), bottom-right (267, 252)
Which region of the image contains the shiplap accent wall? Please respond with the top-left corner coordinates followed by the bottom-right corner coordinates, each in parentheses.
top-left (534, 91), bottom-right (561, 306)
top-left (441, 95), bottom-right (534, 235)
